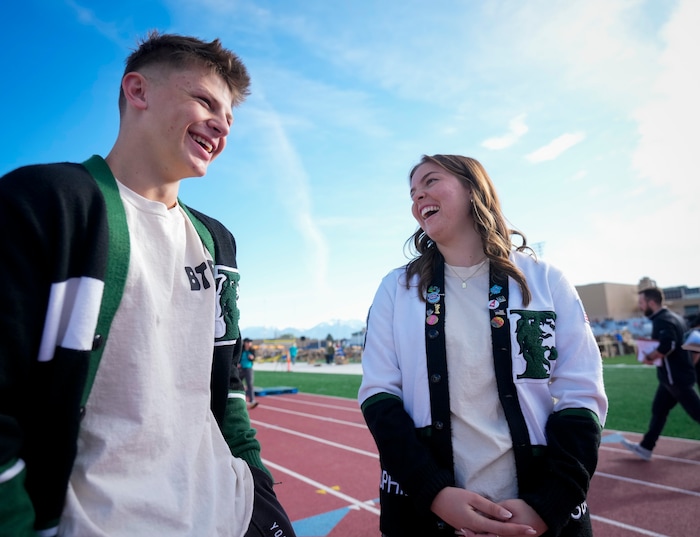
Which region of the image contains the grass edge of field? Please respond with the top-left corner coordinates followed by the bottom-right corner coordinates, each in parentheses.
top-left (254, 354), bottom-right (700, 441)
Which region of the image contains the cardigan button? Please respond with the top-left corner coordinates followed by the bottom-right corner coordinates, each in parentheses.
top-left (430, 373), bottom-right (441, 383)
top-left (434, 421), bottom-right (444, 430)
top-left (92, 334), bottom-right (103, 350)
top-left (427, 329), bottom-right (439, 339)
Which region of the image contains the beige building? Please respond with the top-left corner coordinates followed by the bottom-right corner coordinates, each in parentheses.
top-left (660, 285), bottom-right (700, 321)
top-left (576, 278), bottom-right (700, 324)
top-left (575, 282), bottom-right (639, 323)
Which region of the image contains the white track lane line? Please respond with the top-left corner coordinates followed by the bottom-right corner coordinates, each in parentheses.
top-left (590, 515), bottom-right (670, 537)
top-left (257, 418), bottom-right (690, 535)
top-left (604, 430), bottom-right (700, 446)
top-left (266, 397), bottom-right (361, 413)
top-left (595, 472), bottom-right (700, 497)
top-left (290, 392), bottom-right (360, 403)
top-left (256, 405), bottom-right (367, 428)
top-left (600, 446), bottom-right (700, 465)
top-left (262, 459), bottom-right (381, 515)
top-left (252, 420), bottom-right (379, 458)
top-left (263, 453), bottom-right (678, 536)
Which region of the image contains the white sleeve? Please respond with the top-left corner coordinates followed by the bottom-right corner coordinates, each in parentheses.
top-left (358, 272), bottom-right (404, 405)
top-left (548, 268), bottom-right (608, 424)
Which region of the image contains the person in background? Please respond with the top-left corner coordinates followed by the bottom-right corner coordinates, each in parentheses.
top-left (621, 288), bottom-right (700, 460)
top-left (358, 154), bottom-right (607, 537)
top-left (683, 314), bottom-right (700, 392)
top-left (681, 328), bottom-right (700, 393)
top-left (325, 342), bottom-right (335, 365)
top-left (0, 31), bottom-right (295, 536)
top-left (240, 338), bottom-right (258, 409)
top-left (288, 342), bottom-right (298, 365)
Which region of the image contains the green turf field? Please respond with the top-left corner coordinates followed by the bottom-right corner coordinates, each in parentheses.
top-left (255, 353), bottom-right (700, 441)
top-left (601, 355), bottom-right (699, 440)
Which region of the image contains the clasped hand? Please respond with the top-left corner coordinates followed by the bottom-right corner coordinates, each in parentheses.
top-left (430, 487), bottom-right (547, 537)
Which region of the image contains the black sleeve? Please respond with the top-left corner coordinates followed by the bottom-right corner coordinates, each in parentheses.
top-left (228, 337), bottom-right (244, 391)
top-left (654, 318), bottom-right (676, 356)
top-left (362, 393), bottom-right (454, 511)
top-left (0, 163), bottom-right (104, 462)
top-left (0, 163), bottom-right (109, 529)
top-left (519, 409), bottom-right (602, 536)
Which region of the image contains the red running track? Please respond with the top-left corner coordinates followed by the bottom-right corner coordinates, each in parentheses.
top-left (250, 392), bottom-right (700, 537)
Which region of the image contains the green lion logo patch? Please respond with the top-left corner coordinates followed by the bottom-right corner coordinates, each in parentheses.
top-left (214, 265), bottom-right (240, 346)
top-left (511, 309), bottom-right (557, 379)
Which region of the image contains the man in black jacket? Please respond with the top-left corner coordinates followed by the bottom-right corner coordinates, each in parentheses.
top-left (621, 287), bottom-right (700, 460)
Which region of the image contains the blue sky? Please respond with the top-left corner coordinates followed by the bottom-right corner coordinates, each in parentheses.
top-left (3, 0), bottom-right (698, 331)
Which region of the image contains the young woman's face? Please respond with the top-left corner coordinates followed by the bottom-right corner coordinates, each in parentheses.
top-left (410, 161), bottom-right (473, 247)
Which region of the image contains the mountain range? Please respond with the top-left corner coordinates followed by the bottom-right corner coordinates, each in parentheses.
top-left (239, 319), bottom-right (366, 341)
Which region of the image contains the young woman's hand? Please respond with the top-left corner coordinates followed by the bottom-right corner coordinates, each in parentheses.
top-left (430, 487), bottom-right (537, 537)
top-left (496, 499), bottom-right (547, 536)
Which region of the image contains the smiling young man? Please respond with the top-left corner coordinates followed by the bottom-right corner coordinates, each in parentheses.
top-left (0, 32), bottom-right (296, 537)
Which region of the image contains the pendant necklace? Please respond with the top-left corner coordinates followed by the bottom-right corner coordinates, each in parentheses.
top-left (447, 258), bottom-right (488, 289)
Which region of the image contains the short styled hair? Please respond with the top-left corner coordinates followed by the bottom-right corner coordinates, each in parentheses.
top-left (118, 30), bottom-right (251, 112)
top-left (639, 287), bottom-right (664, 305)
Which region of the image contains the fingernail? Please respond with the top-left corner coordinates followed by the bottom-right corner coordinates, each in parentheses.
top-left (500, 510), bottom-right (513, 519)
top-left (526, 529), bottom-right (537, 535)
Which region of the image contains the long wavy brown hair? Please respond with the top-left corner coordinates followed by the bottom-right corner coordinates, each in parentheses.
top-left (405, 154), bottom-right (533, 305)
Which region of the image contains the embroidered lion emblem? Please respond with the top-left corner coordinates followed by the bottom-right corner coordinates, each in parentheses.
top-left (214, 265), bottom-right (240, 345)
top-left (510, 309), bottom-right (558, 379)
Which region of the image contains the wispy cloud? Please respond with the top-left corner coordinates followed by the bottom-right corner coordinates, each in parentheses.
top-left (491, 0), bottom-right (661, 108)
top-left (569, 170), bottom-right (588, 182)
top-left (631, 0), bottom-right (700, 197)
top-left (248, 102), bottom-right (330, 290)
top-left (482, 114), bottom-right (529, 150)
top-left (526, 132), bottom-right (586, 163)
top-left (252, 66), bottom-right (390, 139)
top-left (66, 0), bottom-right (133, 48)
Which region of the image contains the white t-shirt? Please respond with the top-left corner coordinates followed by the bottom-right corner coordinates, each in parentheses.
top-left (60, 182), bottom-right (253, 536)
top-left (444, 262), bottom-right (517, 502)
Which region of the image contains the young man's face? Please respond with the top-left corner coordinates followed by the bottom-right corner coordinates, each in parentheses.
top-left (144, 65), bottom-right (234, 181)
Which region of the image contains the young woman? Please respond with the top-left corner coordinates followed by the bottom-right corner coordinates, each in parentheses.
top-left (359, 154), bottom-right (607, 537)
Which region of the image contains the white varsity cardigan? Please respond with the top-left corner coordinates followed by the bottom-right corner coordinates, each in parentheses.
top-left (359, 251), bottom-right (607, 537)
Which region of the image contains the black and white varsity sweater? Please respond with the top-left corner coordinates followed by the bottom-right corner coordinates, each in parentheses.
top-left (0, 155), bottom-right (264, 536)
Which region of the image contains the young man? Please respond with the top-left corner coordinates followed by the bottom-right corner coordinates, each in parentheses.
top-left (621, 287), bottom-right (700, 460)
top-left (0, 32), bottom-right (296, 537)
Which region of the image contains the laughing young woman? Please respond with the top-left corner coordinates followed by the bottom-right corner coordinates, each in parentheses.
top-left (359, 154), bottom-right (607, 537)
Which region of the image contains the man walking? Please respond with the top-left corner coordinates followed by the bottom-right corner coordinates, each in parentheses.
top-left (621, 287), bottom-right (700, 460)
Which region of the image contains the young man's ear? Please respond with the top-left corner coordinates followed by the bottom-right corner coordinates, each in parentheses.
top-left (121, 72), bottom-right (149, 111)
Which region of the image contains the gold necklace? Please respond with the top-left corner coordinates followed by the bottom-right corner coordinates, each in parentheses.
top-left (446, 258), bottom-right (488, 289)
